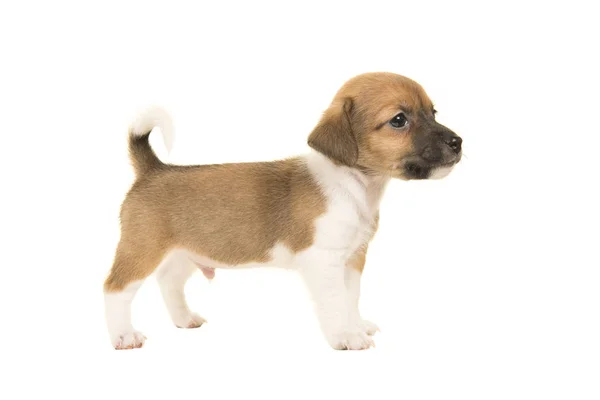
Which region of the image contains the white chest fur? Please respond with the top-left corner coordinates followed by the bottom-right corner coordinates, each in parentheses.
top-left (302, 151), bottom-right (389, 264)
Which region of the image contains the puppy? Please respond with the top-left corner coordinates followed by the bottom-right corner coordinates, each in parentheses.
top-left (104, 72), bottom-right (462, 350)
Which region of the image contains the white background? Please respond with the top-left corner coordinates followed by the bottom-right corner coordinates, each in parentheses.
top-left (1, 1), bottom-right (598, 399)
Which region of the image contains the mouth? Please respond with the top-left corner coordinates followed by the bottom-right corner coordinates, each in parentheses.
top-left (402, 155), bottom-right (460, 180)
top-left (404, 162), bottom-right (430, 179)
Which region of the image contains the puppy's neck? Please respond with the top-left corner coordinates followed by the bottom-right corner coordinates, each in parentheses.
top-left (305, 150), bottom-right (390, 218)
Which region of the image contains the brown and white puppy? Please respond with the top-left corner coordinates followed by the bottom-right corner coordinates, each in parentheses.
top-left (104, 72), bottom-right (462, 350)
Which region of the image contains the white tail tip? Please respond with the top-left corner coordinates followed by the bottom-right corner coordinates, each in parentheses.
top-left (129, 106), bottom-right (175, 153)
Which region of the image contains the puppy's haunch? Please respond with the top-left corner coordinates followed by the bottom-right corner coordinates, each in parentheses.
top-left (104, 72), bottom-right (462, 351)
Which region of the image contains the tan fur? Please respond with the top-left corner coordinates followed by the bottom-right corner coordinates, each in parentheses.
top-left (106, 72), bottom-right (433, 292)
top-left (347, 214), bottom-right (379, 273)
top-left (347, 246), bottom-right (367, 273)
top-left (104, 159), bottom-right (326, 292)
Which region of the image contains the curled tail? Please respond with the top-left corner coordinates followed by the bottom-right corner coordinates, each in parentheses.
top-left (128, 106), bottom-right (175, 176)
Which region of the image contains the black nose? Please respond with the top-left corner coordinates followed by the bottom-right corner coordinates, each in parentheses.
top-left (443, 133), bottom-right (462, 153)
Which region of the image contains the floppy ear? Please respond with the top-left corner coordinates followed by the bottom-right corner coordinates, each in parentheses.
top-left (307, 98), bottom-right (358, 166)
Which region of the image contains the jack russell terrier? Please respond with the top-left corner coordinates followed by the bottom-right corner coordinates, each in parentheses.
top-left (104, 72), bottom-right (462, 350)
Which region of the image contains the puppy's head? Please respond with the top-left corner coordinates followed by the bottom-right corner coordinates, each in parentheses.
top-left (308, 72), bottom-right (462, 180)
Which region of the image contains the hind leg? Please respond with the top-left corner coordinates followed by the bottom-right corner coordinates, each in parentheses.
top-left (156, 252), bottom-right (206, 329)
top-left (104, 280), bottom-right (146, 349)
top-left (104, 242), bottom-right (167, 350)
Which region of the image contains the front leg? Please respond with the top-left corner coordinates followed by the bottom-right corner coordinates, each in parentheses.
top-left (301, 259), bottom-right (374, 350)
top-left (345, 249), bottom-right (379, 336)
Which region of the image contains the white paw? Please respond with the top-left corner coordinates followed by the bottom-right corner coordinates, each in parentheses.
top-left (175, 312), bottom-right (206, 329)
top-left (112, 330), bottom-right (146, 350)
top-left (357, 320), bottom-right (379, 336)
top-left (328, 330), bottom-right (375, 350)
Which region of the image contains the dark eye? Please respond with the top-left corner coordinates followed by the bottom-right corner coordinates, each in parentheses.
top-left (389, 113), bottom-right (408, 129)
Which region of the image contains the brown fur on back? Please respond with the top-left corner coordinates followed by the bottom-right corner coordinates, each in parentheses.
top-left (104, 158), bottom-right (326, 291)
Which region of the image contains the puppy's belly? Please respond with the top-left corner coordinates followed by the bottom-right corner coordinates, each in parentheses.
top-left (173, 243), bottom-right (300, 271)
top-left (167, 215), bottom-right (373, 273)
